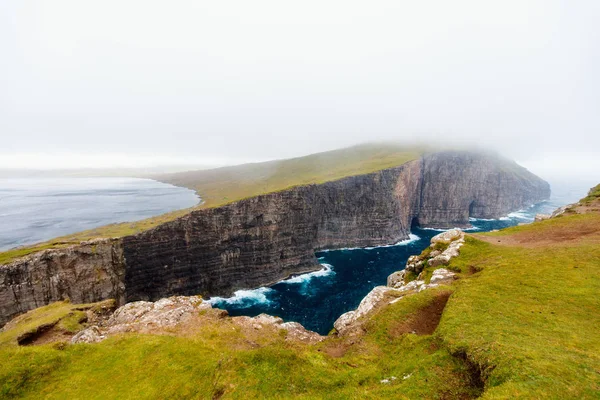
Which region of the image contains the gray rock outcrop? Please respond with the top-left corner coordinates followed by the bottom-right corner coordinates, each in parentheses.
top-left (71, 296), bottom-right (210, 343)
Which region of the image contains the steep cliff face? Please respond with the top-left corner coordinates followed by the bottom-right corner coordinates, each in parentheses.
top-left (0, 151), bottom-right (550, 326)
top-left (0, 239), bottom-right (125, 326)
top-left (415, 152), bottom-right (551, 228)
top-left (122, 164), bottom-right (417, 301)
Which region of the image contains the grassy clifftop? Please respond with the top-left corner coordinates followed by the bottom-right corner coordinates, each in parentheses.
top-left (155, 143), bottom-right (423, 208)
top-left (1, 184), bottom-right (598, 398)
top-left (0, 144), bottom-right (422, 265)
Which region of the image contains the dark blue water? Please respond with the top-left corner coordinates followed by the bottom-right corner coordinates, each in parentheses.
top-left (211, 184), bottom-right (588, 335)
top-left (0, 177), bottom-right (199, 251)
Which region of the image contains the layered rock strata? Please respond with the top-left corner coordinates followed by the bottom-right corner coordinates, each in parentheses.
top-left (0, 239), bottom-right (125, 327)
top-left (0, 151), bottom-right (550, 326)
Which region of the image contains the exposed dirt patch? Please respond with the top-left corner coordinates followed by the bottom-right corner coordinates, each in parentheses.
top-left (467, 265), bottom-right (483, 275)
top-left (389, 291), bottom-right (452, 337)
top-left (22, 327), bottom-right (75, 346)
top-left (476, 214), bottom-right (600, 248)
top-left (17, 322), bottom-right (59, 346)
top-left (450, 350), bottom-right (487, 399)
top-left (321, 342), bottom-right (352, 358)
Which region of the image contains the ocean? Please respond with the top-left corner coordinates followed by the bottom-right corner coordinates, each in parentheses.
top-left (0, 177), bottom-right (199, 251)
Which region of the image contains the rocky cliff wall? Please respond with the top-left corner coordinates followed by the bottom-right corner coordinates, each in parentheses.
top-left (415, 151), bottom-right (551, 228)
top-left (0, 151), bottom-right (550, 326)
top-left (122, 163), bottom-right (418, 302)
top-left (0, 239), bottom-right (125, 326)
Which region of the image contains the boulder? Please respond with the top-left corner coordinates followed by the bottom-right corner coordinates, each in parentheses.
top-left (428, 254), bottom-right (451, 267)
top-left (387, 271), bottom-right (405, 288)
top-left (551, 205), bottom-right (570, 218)
top-left (429, 268), bottom-right (456, 285)
top-left (107, 296), bottom-right (209, 332)
top-left (431, 229), bottom-right (464, 245)
top-left (333, 311), bottom-right (356, 333)
top-left (71, 326), bottom-right (105, 344)
top-left (334, 286), bottom-right (398, 334)
top-left (534, 214), bottom-right (551, 222)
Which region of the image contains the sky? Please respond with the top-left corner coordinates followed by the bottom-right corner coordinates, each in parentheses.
top-left (1, 1), bottom-right (599, 182)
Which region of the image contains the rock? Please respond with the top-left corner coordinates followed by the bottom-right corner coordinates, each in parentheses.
top-left (551, 205), bottom-right (571, 218)
top-left (334, 286), bottom-right (398, 334)
top-left (71, 326), bottom-right (105, 344)
top-left (534, 214), bottom-right (551, 222)
top-left (234, 313), bottom-right (324, 343)
top-left (429, 250), bottom-right (441, 258)
top-left (406, 255), bottom-right (420, 265)
top-left (429, 268), bottom-right (456, 285)
top-left (387, 271), bottom-right (405, 288)
top-left (107, 296), bottom-right (208, 332)
top-left (428, 254), bottom-right (452, 267)
top-left (72, 296), bottom-right (211, 342)
top-left (333, 311), bottom-right (356, 333)
top-left (431, 229), bottom-right (464, 245)
top-left (279, 322), bottom-right (323, 343)
top-left (396, 280), bottom-right (425, 293)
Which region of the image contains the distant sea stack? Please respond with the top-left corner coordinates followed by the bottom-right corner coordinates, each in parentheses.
top-left (0, 151), bottom-right (549, 326)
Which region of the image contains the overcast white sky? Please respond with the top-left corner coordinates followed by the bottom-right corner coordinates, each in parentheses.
top-left (1, 1), bottom-right (599, 181)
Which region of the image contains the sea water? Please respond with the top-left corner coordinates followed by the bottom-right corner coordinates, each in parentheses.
top-left (211, 182), bottom-right (590, 334)
top-left (0, 177), bottom-right (199, 251)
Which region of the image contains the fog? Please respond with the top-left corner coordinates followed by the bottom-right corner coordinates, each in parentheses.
top-left (1, 1), bottom-right (599, 182)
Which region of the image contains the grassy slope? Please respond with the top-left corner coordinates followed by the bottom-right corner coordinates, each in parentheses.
top-left (0, 287), bottom-right (480, 399)
top-left (0, 300), bottom-right (113, 348)
top-left (157, 143), bottom-right (424, 208)
top-left (0, 144), bottom-right (422, 265)
top-left (2, 190), bottom-right (599, 398)
top-left (441, 213), bottom-right (600, 398)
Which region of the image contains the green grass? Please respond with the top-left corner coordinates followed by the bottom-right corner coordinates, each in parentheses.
top-left (438, 222), bottom-right (600, 398)
top-left (158, 143), bottom-right (424, 209)
top-left (581, 183), bottom-right (600, 204)
top-left (0, 143), bottom-right (423, 265)
top-left (0, 300), bottom-right (112, 348)
top-left (0, 288), bottom-right (477, 399)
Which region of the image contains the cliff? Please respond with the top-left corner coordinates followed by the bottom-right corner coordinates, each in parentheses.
top-left (0, 239), bottom-right (125, 327)
top-left (0, 151), bottom-right (550, 326)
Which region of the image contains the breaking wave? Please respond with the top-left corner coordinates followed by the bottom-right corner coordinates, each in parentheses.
top-left (320, 233), bottom-right (420, 252)
top-left (208, 287), bottom-right (274, 307)
top-left (507, 210), bottom-right (533, 220)
top-left (279, 263), bottom-right (335, 284)
top-left (421, 226), bottom-right (480, 231)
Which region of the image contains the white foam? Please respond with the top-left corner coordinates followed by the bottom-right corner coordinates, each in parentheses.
top-left (280, 263), bottom-right (335, 284)
top-left (208, 287), bottom-right (274, 306)
top-left (507, 210), bottom-right (532, 220)
top-left (320, 233), bottom-right (420, 252)
top-left (421, 226), bottom-right (479, 231)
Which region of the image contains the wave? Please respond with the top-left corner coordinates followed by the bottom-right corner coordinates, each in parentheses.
top-left (507, 210), bottom-right (532, 220)
top-left (207, 287), bottom-right (274, 307)
top-left (420, 226), bottom-right (480, 231)
top-left (469, 217), bottom-right (497, 222)
top-left (279, 263), bottom-right (335, 284)
top-left (320, 233), bottom-right (421, 252)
